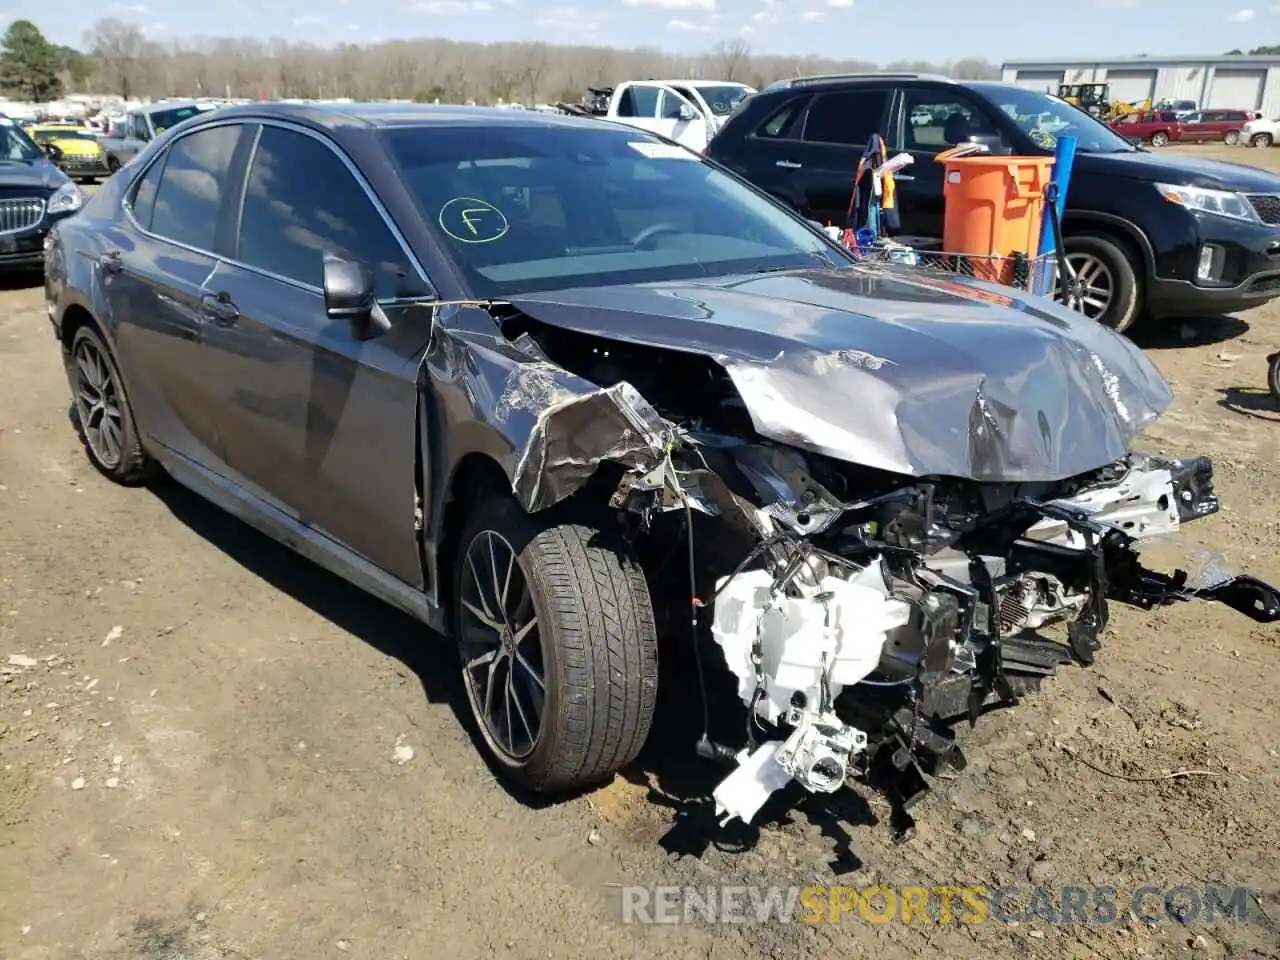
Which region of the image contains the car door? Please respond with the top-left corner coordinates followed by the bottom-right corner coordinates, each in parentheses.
top-left (201, 122), bottom-right (434, 585)
top-left (611, 82), bottom-right (665, 137)
top-left (105, 122), bottom-right (250, 472)
top-left (655, 86), bottom-right (711, 151)
top-left (714, 93), bottom-right (812, 209)
top-left (889, 85), bottom-right (1010, 239)
top-left (792, 86), bottom-right (894, 226)
top-left (119, 114), bottom-right (149, 161)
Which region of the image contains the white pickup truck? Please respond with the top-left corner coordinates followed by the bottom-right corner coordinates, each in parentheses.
top-left (605, 80), bottom-right (755, 152)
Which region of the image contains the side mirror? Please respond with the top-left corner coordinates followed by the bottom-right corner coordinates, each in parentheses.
top-left (323, 256), bottom-right (391, 342)
top-left (677, 104), bottom-right (697, 122)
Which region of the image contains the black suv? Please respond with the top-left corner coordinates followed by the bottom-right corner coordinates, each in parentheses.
top-left (708, 74), bottom-right (1280, 332)
top-left (0, 116), bottom-right (83, 272)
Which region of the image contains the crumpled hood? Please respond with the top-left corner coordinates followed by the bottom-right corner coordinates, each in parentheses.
top-left (507, 264), bottom-right (1173, 482)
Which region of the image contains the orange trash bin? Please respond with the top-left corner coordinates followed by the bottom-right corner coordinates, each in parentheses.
top-left (936, 148), bottom-right (1055, 285)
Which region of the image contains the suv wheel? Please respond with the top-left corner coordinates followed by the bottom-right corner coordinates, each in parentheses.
top-left (1224, 131), bottom-right (1241, 146)
top-left (452, 496), bottom-right (658, 793)
top-left (1150, 131), bottom-right (1169, 147)
top-left (1058, 234), bottom-right (1140, 333)
top-left (1253, 132), bottom-right (1273, 148)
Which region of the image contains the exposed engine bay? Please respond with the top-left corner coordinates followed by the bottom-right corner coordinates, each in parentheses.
top-left (469, 295), bottom-right (1280, 827)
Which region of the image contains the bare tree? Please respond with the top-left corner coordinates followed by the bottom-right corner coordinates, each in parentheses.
top-left (708, 39), bottom-right (752, 82)
top-left (73, 19), bottom-right (1001, 106)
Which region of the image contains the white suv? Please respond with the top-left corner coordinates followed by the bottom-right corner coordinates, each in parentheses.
top-left (1242, 115), bottom-right (1280, 148)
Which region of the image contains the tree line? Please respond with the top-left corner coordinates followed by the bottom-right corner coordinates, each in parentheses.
top-left (1, 16), bottom-right (1001, 107)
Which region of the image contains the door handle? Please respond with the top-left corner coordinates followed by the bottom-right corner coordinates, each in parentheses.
top-left (776, 159), bottom-right (803, 169)
top-left (201, 291), bottom-right (239, 324)
top-left (894, 174), bottom-right (915, 181)
top-left (99, 249), bottom-right (122, 274)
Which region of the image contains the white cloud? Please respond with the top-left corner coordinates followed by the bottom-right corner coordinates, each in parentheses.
top-left (668, 17), bottom-right (711, 28)
top-left (801, 9), bottom-right (825, 19)
top-left (109, 2), bottom-right (148, 12)
top-left (535, 5), bottom-right (599, 32)
top-left (1228, 7), bottom-right (1255, 20)
top-left (406, 0), bottom-right (492, 10)
top-left (1089, 0), bottom-right (1139, 8)
top-left (624, 0), bottom-right (714, 10)
top-left (825, 0), bottom-right (853, 7)
top-left (293, 14), bottom-right (327, 24)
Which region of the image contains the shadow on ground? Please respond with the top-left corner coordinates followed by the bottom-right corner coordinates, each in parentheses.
top-left (1132, 314), bottom-right (1249, 350)
top-left (1217, 386), bottom-right (1280, 422)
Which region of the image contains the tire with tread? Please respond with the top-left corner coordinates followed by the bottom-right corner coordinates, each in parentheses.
top-left (1268, 353), bottom-right (1280, 405)
top-left (1150, 131), bottom-right (1169, 147)
top-left (1224, 130), bottom-right (1240, 146)
top-left (1064, 232), bottom-right (1141, 334)
top-left (70, 325), bottom-right (157, 485)
top-left (452, 495), bottom-right (659, 793)
top-left (1253, 132), bottom-right (1273, 148)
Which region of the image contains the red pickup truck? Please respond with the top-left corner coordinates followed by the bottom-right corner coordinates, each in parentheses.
top-left (1109, 111), bottom-right (1182, 146)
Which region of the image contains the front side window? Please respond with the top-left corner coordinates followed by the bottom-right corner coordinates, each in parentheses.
top-left (383, 124), bottom-right (841, 298)
top-left (693, 84), bottom-right (752, 118)
top-left (236, 126), bottom-right (421, 298)
top-left (902, 92), bottom-right (999, 150)
top-left (802, 90), bottom-right (890, 146)
top-left (148, 125), bottom-right (241, 251)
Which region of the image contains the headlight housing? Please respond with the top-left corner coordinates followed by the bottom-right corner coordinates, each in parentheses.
top-left (47, 181), bottom-right (84, 216)
top-left (1155, 182), bottom-right (1258, 223)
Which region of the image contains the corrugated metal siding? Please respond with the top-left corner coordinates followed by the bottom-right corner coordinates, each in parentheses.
top-left (1154, 65), bottom-right (1209, 104)
top-left (1011, 69), bottom-right (1064, 92)
top-left (1261, 69), bottom-right (1280, 120)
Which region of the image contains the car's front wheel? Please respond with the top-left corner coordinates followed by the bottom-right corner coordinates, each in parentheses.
top-left (1253, 132), bottom-right (1274, 148)
top-left (1058, 233), bottom-right (1141, 334)
top-left (1150, 131), bottom-right (1169, 147)
top-left (452, 496), bottom-right (658, 793)
top-left (69, 325), bottom-right (156, 485)
top-left (1224, 131), bottom-right (1241, 146)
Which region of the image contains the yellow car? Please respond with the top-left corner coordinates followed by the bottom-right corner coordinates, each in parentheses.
top-left (26, 125), bottom-right (111, 183)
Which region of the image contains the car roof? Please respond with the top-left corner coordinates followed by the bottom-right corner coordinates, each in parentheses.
top-left (198, 100), bottom-right (626, 133)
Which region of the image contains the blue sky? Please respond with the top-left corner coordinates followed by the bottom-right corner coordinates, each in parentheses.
top-left (2, 0), bottom-right (1275, 63)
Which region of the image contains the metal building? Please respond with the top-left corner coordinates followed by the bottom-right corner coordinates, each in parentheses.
top-left (1000, 56), bottom-right (1280, 117)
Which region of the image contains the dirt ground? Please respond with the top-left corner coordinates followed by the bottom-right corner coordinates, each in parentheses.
top-left (2, 143), bottom-right (1279, 960)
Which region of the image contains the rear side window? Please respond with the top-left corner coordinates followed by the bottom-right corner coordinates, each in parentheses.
top-left (148, 125), bottom-right (241, 251)
top-left (236, 126), bottom-right (419, 298)
top-left (803, 90), bottom-right (890, 146)
top-left (755, 98), bottom-right (806, 139)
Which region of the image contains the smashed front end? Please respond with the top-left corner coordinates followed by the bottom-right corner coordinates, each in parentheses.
top-left (458, 282), bottom-right (1280, 826)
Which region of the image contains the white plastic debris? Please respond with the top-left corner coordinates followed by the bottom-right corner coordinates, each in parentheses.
top-left (712, 741), bottom-right (793, 826)
top-left (103, 625), bottom-right (123, 647)
top-left (7, 654), bottom-right (37, 668)
top-left (391, 743), bottom-right (414, 765)
top-left (711, 558), bottom-right (910, 725)
top-left (708, 558), bottom-right (911, 823)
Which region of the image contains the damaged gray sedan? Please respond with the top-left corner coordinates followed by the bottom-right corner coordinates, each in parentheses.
top-left (44, 103), bottom-right (1280, 824)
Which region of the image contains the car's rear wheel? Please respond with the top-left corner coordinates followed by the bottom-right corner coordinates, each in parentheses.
top-left (1268, 353), bottom-right (1280, 405)
top-left (452, 496), bottom-right (658, 793)
top-left (1058, 234), bottom-right (1140, 334)
top-left (69, 326), bottom-right (156, 485)
top-left (1150, 131), bottom-right (1169, 147)
top-left (1224, 131), bottom-right (1241, 146)
top-left (106, 156), bottom-right (120, 173)
top-left (1253, 133), bottom-right (1274, 148)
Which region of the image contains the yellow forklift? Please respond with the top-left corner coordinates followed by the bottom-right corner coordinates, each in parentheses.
top-left (1058, 82), bottom-right (1111, 118)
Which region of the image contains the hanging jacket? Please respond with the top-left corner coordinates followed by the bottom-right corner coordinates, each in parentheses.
top-left (844, 133), bottom-right (900, 234)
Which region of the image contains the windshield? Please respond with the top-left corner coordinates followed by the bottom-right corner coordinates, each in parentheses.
top-left (0, 118), bottom-right (46, 161)
top-left (694, 84), bottom-right (753, 117)
top-left (982, 86), bottom-right (1136, 153)
top-left (383, 124), bottom-right (841, 297)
